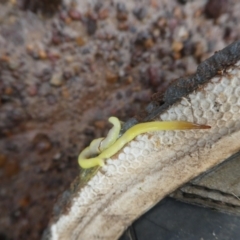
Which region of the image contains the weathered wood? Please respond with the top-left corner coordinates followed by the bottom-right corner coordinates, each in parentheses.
top-left (43, 41), bottom-right (240, 240)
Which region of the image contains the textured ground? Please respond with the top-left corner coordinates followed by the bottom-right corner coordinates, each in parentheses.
top-left (0, 0), bottom-right (240, 239)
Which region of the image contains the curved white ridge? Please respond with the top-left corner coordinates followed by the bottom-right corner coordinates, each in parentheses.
top-left (49, 62), bottom-right (240, 240)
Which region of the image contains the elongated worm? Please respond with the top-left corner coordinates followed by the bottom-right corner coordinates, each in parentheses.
top-left (78, 118), bottom-right (210, 169)
top-left (78, 117), bottom-right (121, 161)
top-left (99, 116), bottom-right (121, 152)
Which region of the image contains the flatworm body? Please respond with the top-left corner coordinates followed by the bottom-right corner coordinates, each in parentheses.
top-left (78, 117), bottom-right (210, 169)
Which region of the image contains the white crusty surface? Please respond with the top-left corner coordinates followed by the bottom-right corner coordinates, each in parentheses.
top-left (50, 62), bottom-right (240, 240)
